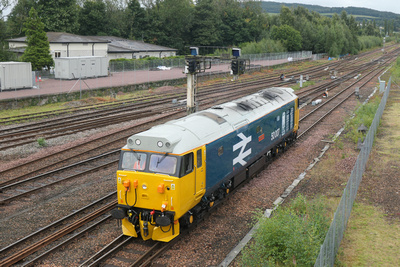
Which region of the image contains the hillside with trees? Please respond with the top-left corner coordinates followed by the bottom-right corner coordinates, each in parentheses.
top-left (0, 0), bottom-right (398, 63)
top-left (261, 1), bottom-right (400, 31)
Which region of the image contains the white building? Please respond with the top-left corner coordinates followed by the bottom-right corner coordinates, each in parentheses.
top-left (7, 32), bottom-right (178, 62)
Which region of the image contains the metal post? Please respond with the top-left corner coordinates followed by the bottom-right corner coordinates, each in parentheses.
top-left (300, 75), bottom-right (303, 88)
top-left (187, 73), bottom-right (197, 114)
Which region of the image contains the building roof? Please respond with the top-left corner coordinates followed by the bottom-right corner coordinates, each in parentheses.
top-left (7, 33), bottom-right (177, 54)
top-left (8, 32), bottom-right (110, 44)
top-left (93, 36), bottom-right (178, 53)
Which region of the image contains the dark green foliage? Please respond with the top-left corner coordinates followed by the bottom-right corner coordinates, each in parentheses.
top-left (240, 38), bottom-right (285, 54)
top-left (0, 17), bottom-right (13, 61)
top-left (37, 0), bottom-right (79, 33)
top-left (124, 0), bottom-right (146, 39)
top-left (2, 0), bottom-right (389, 59)
top-left (270, 24), bottom-right (302, 51)
top-left (261, 2), bottom-right (400, 31)
top-left (5, 0), bottom-right (36, 37)
top-left (241, 194), bottom-right (330, 266)
top-left (78, 0), bottom-right (106, 36)
top-left (191, 0), bottom-right (222, 46)
top-left (344, 96), bottom-right (381, 144)
top-left (21, 8), bottom-right (54, 70)
top-left (37, 137), bottom-right (46, 147)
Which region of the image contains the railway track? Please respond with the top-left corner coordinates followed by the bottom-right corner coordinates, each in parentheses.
top-left (0, 62), bottom-right (375, 150)
top-left (0, 45), bottom-right (398, 266)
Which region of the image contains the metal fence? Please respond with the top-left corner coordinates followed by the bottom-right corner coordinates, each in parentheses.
top-left (314, 77), bottom-right (392, 266)
top-left (27, 51), bottom-right (314, 93)
top-left (108, 51), bottom-right (313, 72)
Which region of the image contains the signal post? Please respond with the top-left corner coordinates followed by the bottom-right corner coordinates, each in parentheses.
top-left (184, 47), bottom-right (249, 114)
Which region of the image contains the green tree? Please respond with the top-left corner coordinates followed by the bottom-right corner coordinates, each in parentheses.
top-left (191, 0), bottom-right (222, 46)
top-left (78, 0), bottom-right (106, 35)
top-left (270, 24), bottom-right (302, 51)
top-left (280, 6), bottom-right (295, 26)
top-left (155, 0), bottom-right (194, 53)
top-left (37, 0), bottom-right (79, 33)
top-left (5, 0), bottom-right (36, 37)
top-left (124, 0), bottom-right (147, 39)
top-left (242, 0), bottom-right (269, 42)
top-left (21, 8), bottom-right (54, 70)
top-left (103, 0), bottom-right (126, 37)
top-left (219, 0), bottom-right (249, 46)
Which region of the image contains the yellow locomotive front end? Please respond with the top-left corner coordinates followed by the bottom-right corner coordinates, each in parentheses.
top-left (111, 145), bottom-right (206, 242)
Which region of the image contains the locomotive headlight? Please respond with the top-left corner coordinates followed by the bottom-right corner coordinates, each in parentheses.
top-left (142, 184), bottom-right (147, 190)
top-left (135, 139), bottom-right (141, 145)
top-left (157, 141), bottom-right (163, 147)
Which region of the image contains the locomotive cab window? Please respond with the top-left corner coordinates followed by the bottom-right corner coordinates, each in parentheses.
top-left (180, 152), bottom-right (194, 177)
top-left (120, 151), bottom-right (147, 171)
top-left (149, 154), bottom-right (177, 175)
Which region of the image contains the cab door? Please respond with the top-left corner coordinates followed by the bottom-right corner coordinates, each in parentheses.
top-left (194, 148), bottom-right (205, 199)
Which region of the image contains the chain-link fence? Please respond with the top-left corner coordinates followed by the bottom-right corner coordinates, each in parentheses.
top-left (107, 50), bottom-right (313, 72)
top-left (314, 77), bottom-right (392, 266)
top-left (23, 51), bottom-right (314, 97)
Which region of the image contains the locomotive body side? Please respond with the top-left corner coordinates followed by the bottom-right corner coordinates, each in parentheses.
top-left (204, 100), bottom-right (297, 197)
top-left (111, 87), bottom-right (299, 242)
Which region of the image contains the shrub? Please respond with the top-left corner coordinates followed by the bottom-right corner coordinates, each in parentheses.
top-left (344, 96), bottom-right (381, 144)
top-left (241, 194), bottom-right (330, 266)
top-left (37, 137), bottom-right (47, 147)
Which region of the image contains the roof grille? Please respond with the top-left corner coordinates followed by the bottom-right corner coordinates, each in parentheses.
top-left (198, 112), bottom-right (226, 124)
top-left (261, 91), bottom-right (278, 100)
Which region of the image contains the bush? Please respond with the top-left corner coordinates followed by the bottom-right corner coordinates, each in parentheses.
top-left (344, 96), bottom-right (381, 144)
top-left (240, 38), bottom-right (286, 54)
top-left (358, 36), bottom-right (383, 51)
top-left (37, 137), bottom-right (47, 147)
top-left (241, 194), bottom-right (330, 266)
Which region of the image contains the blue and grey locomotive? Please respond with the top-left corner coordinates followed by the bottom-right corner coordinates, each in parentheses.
top-left (111, 87), bottom-right (299, 242)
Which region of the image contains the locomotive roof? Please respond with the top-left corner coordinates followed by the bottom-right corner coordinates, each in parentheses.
top-left (124, 87), bottom-right (297, 154)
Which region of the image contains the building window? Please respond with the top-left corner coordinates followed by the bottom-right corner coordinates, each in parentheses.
top-left (55, 51), bottom-right (61, 58)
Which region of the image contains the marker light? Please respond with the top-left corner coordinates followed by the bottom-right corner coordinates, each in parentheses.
top-left (123, 180), bottom-right (130, 191)
top-left (157, 141), bottom-right (163, 147)
top-left (135, 139), bottom-right (141, 145)
top-left (142, 184), bottom-right (147, 190)
top-left (157, 183), bottom-right (165, 194)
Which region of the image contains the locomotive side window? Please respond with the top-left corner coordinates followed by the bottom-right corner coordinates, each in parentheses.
top-left (197, 149), bottom-right (202, 168)
top-left (149, 154), bottom-right (177, 175)
top-left (121, 151), bottom-right (147, 171)
top-left (180, 152), bottom-right (194, 176)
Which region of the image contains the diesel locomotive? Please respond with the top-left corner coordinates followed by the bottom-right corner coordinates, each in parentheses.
top-left (110, 87), bottom-right (299, 242)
